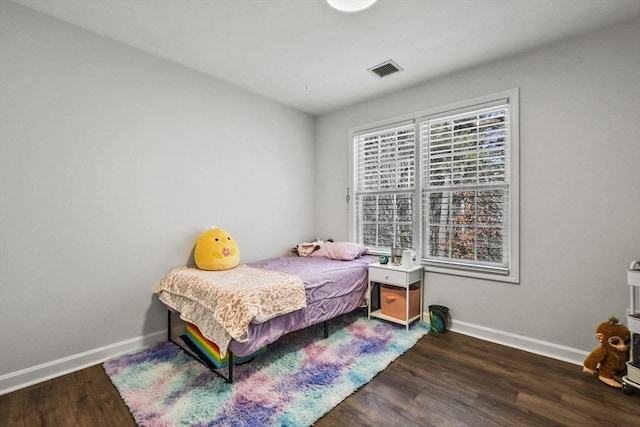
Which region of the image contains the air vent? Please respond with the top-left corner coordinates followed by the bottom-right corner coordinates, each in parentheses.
top-left (368, 60), bottom-right (403, 78)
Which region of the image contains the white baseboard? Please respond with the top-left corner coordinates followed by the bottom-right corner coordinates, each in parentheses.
top-left (1, 317), bottom-right (590, 396)
top-left (0, 331), bottom-right (165, 396)
top-left (448, 318), bottom-right (588, 366)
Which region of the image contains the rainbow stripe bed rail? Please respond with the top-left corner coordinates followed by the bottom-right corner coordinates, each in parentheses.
top-left (167, 309), bottom-right (329, 383)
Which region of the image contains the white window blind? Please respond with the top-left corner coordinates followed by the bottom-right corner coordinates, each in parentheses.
top-left (353, 123), bottom-right (415, 251)
top-left (355, 123), bottom-right (415, 191)
top-left (420, 102), bottom-right (511, 272)
top-left (350, 89), bottom-right (519, 283)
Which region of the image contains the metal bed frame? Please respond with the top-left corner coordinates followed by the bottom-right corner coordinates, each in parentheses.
top-left (167, 309), bottom-right (329, 383)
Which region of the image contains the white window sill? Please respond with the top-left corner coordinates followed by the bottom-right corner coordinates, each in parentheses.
top-left (424, 264), bottom-right (519, 284)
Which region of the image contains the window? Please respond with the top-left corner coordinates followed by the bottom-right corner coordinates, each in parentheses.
top-left (353, 122), bottom-right (416, 251)
top-left (351, 90), bottom-right (519, 283)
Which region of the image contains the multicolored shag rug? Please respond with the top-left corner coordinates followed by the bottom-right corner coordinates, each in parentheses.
top-left (104, 310), bottom-right (428, 426)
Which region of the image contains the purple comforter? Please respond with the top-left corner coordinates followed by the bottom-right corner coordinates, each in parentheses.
top-left (227, 256), bottom-right (372, 356)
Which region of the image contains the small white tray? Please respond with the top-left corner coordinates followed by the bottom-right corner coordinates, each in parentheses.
top-left (626, 361), bottom-right (640, 384)
top-left (628, 313), bottom-right (640, 334)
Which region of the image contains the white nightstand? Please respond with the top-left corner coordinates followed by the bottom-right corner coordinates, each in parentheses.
top-left (368, 262), bottom-right (424, 330)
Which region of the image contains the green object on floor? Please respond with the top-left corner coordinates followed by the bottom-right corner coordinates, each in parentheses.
top-left (429, 305), bottom-right (449, 333)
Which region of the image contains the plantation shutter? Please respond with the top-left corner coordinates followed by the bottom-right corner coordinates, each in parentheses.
top-left (353, 122), bottom-right (416, 251)
top-left (420, 101), bottom-right (511, 272)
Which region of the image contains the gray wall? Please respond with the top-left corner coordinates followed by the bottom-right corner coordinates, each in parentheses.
top-left (0, 1), bottom-right (315, 390)
top-left (315, 18), bottom-right (640, 362)
top-left (1, 0), bottom-right (639, 394)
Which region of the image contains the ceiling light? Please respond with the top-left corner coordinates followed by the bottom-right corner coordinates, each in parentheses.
top-left (326, 0), bottom-right (377, 12)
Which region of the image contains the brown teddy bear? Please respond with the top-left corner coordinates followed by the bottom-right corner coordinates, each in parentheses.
top-left (582, 317), bottom-right (630, 388)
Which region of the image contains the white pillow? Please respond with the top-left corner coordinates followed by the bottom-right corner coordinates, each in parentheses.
top-left (310, 242), bottom-right (368, 260)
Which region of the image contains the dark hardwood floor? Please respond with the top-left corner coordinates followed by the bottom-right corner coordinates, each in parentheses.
top-left (1, 331), bottom-right (638, 426)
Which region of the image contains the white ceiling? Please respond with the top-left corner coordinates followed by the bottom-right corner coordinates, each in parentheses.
top-left (11, 0), bottom-right (640, 115)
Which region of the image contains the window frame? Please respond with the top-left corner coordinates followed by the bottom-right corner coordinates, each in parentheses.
top-left (349, 89), bottom-right (519, 284)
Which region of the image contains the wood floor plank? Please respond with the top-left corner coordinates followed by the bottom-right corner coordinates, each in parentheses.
top-left (1, 330), bottom-right (639, 426)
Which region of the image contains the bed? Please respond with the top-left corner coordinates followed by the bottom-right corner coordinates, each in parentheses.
top-left (155, 246), bottom-right (372, 383)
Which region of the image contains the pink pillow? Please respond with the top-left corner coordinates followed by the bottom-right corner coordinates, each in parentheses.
top-left (310, 242), bottom-right (368, 260)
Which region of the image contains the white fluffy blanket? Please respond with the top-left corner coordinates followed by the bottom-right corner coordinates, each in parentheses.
top-left (155, 265), bottom-right (306, 356)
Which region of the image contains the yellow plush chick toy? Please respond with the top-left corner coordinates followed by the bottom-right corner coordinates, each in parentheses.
top-left (194, 227), bottom-right (240, 271)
